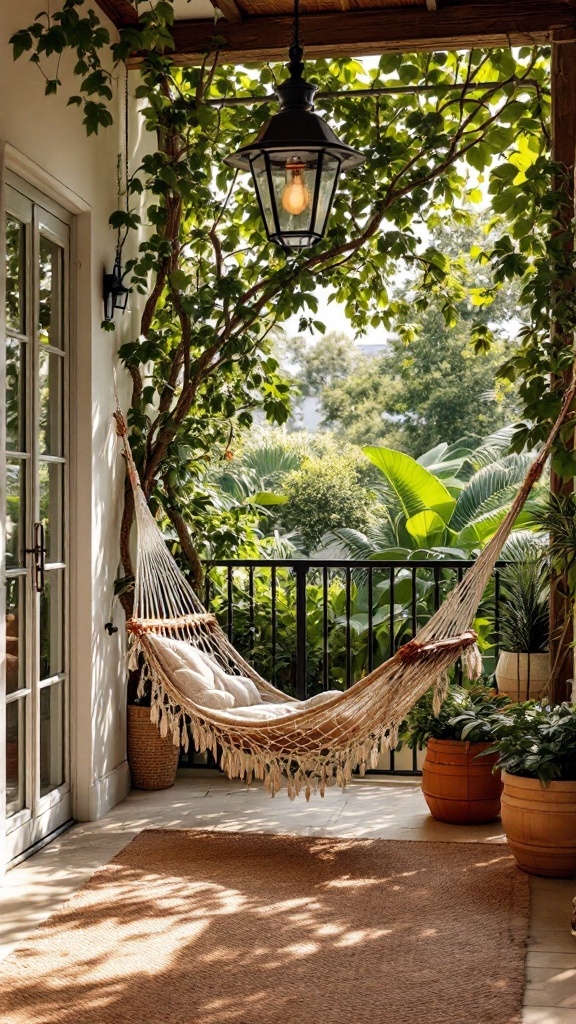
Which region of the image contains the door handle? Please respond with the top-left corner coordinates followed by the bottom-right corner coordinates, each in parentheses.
top-left (26, 522), bottom-right (46, 593)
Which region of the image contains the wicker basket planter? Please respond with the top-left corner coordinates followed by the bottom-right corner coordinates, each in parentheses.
top-left (127, 704), bottom-right (180, 790)
top-left (421, 738), bottom-right (502, 825)
top-left (500, 772), bottom-right (576, 878)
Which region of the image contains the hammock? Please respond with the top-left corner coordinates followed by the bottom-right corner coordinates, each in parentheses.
top-left (115, 385), bottom-right (574, 799)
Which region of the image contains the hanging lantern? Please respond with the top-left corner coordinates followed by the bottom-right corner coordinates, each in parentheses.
top-left (224, 0), bottom-right (365, 250)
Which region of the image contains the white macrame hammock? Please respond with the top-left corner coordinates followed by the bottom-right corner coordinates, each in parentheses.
top-left (116, 385), bottom-right (574, 800)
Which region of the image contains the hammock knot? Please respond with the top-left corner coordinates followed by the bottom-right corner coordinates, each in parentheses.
top-left (396, 630), bottom-right (478, 664)
top-left (113, 410), bottom-right (128, 438)
top-left (126, 618), bottom-right (149, 638)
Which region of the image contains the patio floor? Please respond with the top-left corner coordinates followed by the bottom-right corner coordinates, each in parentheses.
top-left (1, 772), bottom-right (575, 1022)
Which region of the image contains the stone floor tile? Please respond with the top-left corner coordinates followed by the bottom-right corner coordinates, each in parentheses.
top-left (523, 1009), bottom-right (576, 1023)
top-left (526, 964), bottom-right (576, 985)
top-left (530, 898), bottom-right (576, 935)
top-left (527, 953), bottom-right (576, 969)
top-left (529, 935), bottom-right (576, 955)
top-left (524, 987), bottom-right (576, 1009)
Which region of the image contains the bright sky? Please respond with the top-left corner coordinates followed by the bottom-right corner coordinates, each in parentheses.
top-left (284, 286), bottom-right (382, 346)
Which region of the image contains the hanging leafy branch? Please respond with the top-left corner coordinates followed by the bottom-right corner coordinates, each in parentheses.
top-left (13, 1), bottom-right (568, 601)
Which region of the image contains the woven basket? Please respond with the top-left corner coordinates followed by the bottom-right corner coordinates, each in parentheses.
top-left (127, 704), bottom-right (180, 790)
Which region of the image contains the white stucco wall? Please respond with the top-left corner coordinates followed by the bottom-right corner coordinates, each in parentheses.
top-left (0, 1), bottom-right (136, 841)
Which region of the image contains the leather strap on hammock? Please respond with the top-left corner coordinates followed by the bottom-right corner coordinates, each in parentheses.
top-left (126, 612), bottom-right (218, 635)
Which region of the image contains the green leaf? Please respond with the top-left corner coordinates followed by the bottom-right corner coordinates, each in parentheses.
top-left (362, 447), bottom-right (456, 525)
top-left (405, 509), bottom-right (446, 548)
top-left (169, 269), bottom-right (191, 290)
top-left (245, 492), bottom-right (288, 507)
top-left (10, 30), bottom-right (33, 59)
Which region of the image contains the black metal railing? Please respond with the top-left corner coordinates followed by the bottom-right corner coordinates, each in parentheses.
top-left (179, 558), bottom-right (508, 777)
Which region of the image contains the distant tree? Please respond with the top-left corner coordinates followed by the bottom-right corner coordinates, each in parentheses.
top-left (319, 357), bottom-right (404, 448)
top-left (321, 304), bottom-right (518, 457)
top-left (282, 331), bottom-right (358, 396)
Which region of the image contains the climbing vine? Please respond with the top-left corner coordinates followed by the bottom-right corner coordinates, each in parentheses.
top-left (12, 1), bottom-right (573, 601)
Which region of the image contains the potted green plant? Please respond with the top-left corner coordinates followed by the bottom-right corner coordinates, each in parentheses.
top-left (495, 550), bottom-right (549, 702)
top-left (485, 701), bottom-right (576, 877)
top-left (400, 686), bottom-right (509, 825)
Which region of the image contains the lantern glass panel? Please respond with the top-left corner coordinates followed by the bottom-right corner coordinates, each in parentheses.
top-left (250, 155), bottom-right (277, 238)
top-left (270, 157), bottom-right (319, 243)
top-left (115, 284), bottom-right (130, 313)
top-left (313, 153), bottom-right (341, 237)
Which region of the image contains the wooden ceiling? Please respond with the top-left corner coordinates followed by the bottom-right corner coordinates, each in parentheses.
top-left (95, 0), bottom-right (576, 63)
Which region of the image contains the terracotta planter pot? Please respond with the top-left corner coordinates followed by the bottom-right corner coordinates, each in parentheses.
top-left (421, 739), bottom-right (502, 825)
top-left (495, 651), bottom-right (549, 702)
top-left (500, 772), bottom-right (576, 878)
top-left (127, 704), bottom-right (180, 791)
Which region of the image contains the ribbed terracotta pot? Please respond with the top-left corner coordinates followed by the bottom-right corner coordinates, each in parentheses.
top-left (500, 772), bottom-right (576, 878)
top-left (495, 651), bottom-right (549, 703)
top-left (127, 704), bottom-right (180, 790)
top-left (422, 739), bottom-right (502, 825)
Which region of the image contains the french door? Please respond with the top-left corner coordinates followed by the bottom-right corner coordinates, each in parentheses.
top-left (4, 178), bottom-right (72, 862)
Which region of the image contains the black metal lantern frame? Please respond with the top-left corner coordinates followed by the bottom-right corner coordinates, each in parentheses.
top-left (224, 0), bottom-right (365, 250)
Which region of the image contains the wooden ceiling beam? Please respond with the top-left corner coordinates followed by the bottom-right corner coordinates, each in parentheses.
top-left (94, 0), bottom-right (137, 27)
top-left (136, 2), bottom-right (576, 65)
top-left (212, 0), bottom-right (243, 22)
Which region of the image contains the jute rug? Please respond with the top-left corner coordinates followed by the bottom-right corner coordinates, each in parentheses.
top-left (0, 830), bottom-right (529, 1024)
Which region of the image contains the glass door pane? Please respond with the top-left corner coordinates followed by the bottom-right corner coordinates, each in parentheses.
top-left (5, 701), bottom-right (26, 817)
top-left (39, 681), bottom-right (65, 796)
top-left (4, 197), bottom-right (31, 835)
top-left (6, 338), bottom-right (26, 453)
top-left (34, 213), bottom-right (68, 803)
top-left (3, 182), bottom-right (71, 860)
top-left (6, 577), bottom-right (25, 696)
top-left (5, 217), bottom-right (25, 335)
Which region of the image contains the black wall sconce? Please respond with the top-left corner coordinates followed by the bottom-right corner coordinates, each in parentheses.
top-left (103, 252), bottom-right (130, 321)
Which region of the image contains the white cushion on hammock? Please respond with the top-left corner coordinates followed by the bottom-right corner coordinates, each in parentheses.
top-left (194, 649), bottom-right (262, 706)
top-left (172, 668), bottom-right (236, 711)
top-left (147, 634), bottom-right (342, 718)
top-left (148, 634), bottom-right (263, 708)
top-left (217, 689), bottom-right (344, 722)
top-left (148, 635), bottom-right (215, 683)
top-left (220, 703), bottom-right (301, 721)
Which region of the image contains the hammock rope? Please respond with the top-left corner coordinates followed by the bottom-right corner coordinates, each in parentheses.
top-left (115, 383), bottom-right (575, 799)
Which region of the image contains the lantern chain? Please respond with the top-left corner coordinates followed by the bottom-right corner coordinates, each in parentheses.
top-left (289, 0), bottom-right (304, 80)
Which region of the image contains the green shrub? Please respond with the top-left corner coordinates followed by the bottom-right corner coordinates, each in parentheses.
top-left (279, 456), bottom-right (373, 554)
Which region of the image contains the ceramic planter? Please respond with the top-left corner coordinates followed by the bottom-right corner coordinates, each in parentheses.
top-left (421, 738), bottom-right (502, 825)
top-left (500, 771), bottom-right (576, 878)
top-left (495, 651), bottom-right (549, 703)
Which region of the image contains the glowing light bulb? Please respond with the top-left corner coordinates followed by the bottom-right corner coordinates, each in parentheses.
top-left (282, 163), bottom-right (310, 216)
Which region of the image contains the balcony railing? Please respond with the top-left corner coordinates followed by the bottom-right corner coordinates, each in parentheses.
top-left (179, 558), bottom-right (508, 777)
